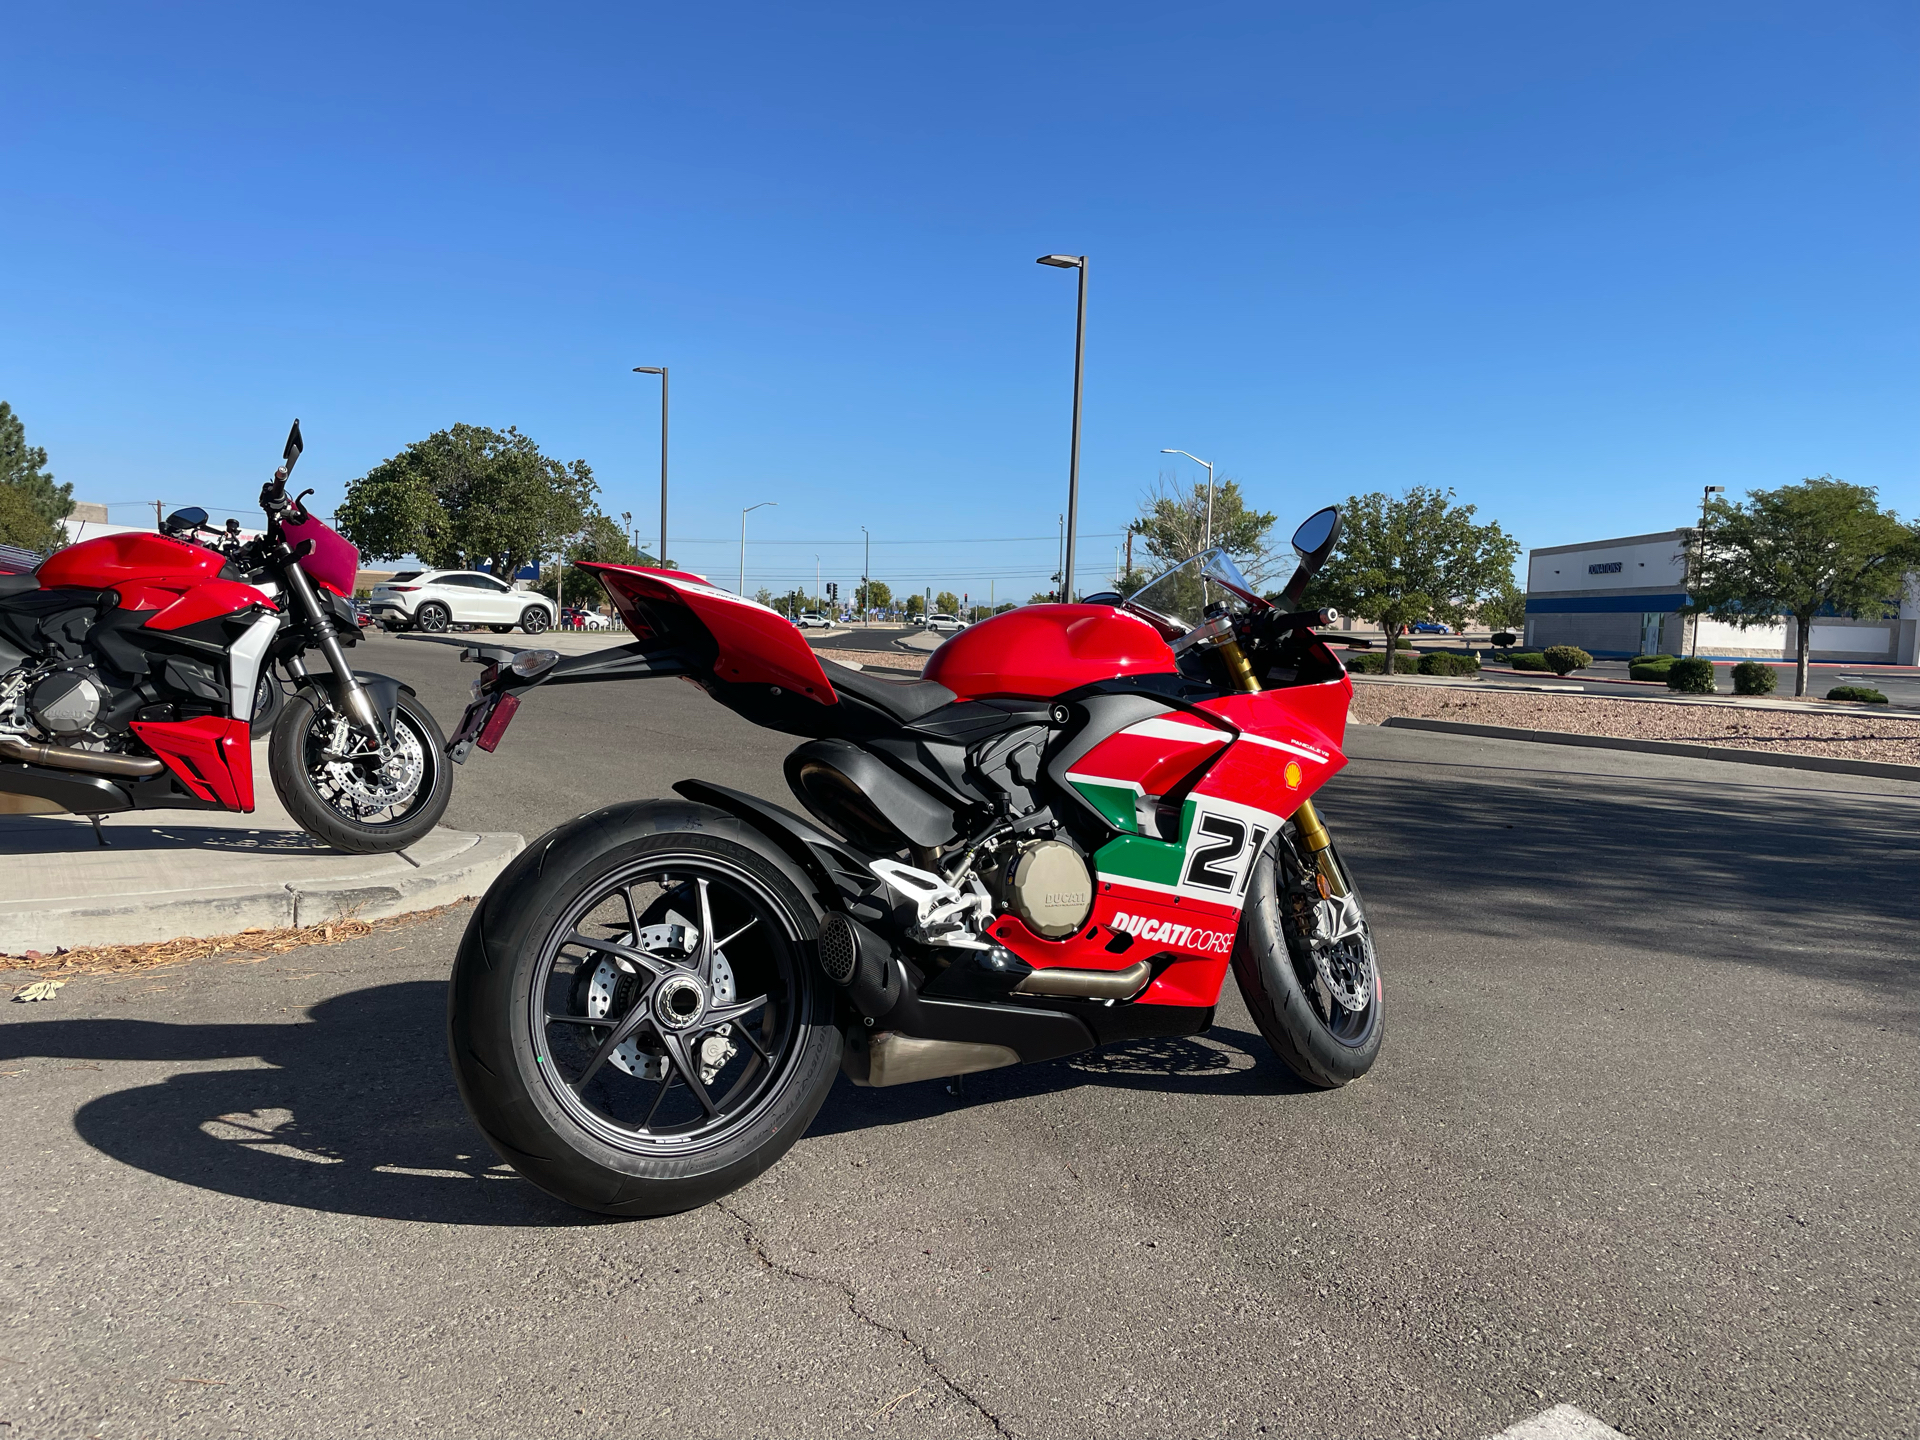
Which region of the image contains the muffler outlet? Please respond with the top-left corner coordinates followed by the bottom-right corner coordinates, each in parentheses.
top-left (816, 912), bottom-right (902, 1019)
top-left (843, 1030), bottom-right (1019, 1088)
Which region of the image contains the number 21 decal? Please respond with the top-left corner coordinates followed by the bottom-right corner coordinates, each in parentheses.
top-left (1183, 812), bottom-right (1271, 896)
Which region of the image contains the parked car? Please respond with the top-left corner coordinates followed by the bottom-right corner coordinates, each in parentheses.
top-left (369, 570), bottom-right (557, 634)
top-left (1410, 621), bottom-right (1453, 635)
top-left (794, 610), bottom-right (834, 629)
top-left (353, 599), bottom-right (376, 629)
top-left (924, 612), bottom-right (966, 634)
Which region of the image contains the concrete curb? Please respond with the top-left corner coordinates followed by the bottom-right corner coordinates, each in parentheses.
top-left (0, 832), bottom-right (523, 953)
top-left (1380, 716), bottom-right (1920, 783)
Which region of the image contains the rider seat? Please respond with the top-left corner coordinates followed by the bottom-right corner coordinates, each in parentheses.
top-left (817, 659), bottom-right (957, 725)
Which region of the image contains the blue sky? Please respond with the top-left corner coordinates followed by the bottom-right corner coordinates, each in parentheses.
top-left (4, 2), bottom-right (1914, 599)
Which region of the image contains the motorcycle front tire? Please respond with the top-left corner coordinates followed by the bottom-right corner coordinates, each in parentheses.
top-left (269, 689), bottom-right (453, 854)
top-left (1232, 829), bottom-right (1384, 1088)
top-left (448, 801), bottom-right (843, 1218)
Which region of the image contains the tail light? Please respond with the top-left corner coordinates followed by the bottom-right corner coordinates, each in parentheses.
top-left (385, 585), bottom-right (419, 592)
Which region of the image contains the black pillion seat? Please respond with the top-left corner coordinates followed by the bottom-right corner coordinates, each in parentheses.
top-left (817, 658), bottom-right (958, 725)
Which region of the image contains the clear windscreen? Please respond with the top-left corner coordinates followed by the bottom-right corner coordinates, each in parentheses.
top-left (1123, 549), bottom-right (1267, 634)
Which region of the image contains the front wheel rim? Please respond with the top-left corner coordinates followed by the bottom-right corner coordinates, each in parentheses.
top-left (529, 852), bottom-right (806, 1157)
top-left (1274, 836), bottom-right (1378, 1048)
top-left (301, 704), bottom-right (439, 826)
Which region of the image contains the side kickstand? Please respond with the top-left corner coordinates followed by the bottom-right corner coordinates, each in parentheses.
top-left (88, 814), bottom-right (111, 848)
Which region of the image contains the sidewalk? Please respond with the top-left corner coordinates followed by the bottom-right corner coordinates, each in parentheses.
top-left (0, 739), bottom-right (521, 954)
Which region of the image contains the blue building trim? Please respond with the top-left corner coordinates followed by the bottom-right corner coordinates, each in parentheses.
top-left (1526, 593), bottom-right (1688, 615)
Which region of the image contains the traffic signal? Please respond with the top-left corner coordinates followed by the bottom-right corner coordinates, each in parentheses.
top-left (826, 582), bottom-right (838, 601)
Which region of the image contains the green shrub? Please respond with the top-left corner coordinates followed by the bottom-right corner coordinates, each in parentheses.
top-left (1731, 661), bottom-right (1778, 696)
top-left (1629, 653), bottom-right (1677, 667)
top-left (1345, 651), bottom-right (1420, 675)
top-left (1826, 685), bottom-right (1888, 704)
top-left (1629, 655), bottom-right (1678, 681)
top-left (1666, 657), bottom-right (1716, 694)
top-left (1418, 652), bottom-right (1481, 677)
top-left (1542, 645), bottom-right (1593, 676)
top-left (1507, 652), bottom-right (1550, 671)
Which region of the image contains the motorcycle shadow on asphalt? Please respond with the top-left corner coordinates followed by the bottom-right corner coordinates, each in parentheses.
top-left (6, 980), bottom-right (1306, 1227)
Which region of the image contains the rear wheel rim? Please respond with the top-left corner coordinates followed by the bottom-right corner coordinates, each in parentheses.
top-left (418, 605), bottom-right (449, 633)
top-left (529, 853), bottom-right (806, 1157)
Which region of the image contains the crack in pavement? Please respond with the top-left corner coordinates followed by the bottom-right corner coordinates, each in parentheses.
top-left (713, 1200), bottom-right (1015, 1437)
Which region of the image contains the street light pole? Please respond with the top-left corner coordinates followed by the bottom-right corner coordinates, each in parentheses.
top-left (739, 501), bottom-right (775, 597)
top-left (1689, 484), bottom-right (1725, 658)
top-left (861, 525), bottom-right (871, 628)
top-left (1160, 449), bottom-right (1216, 551)
top-left (632, 367), bottom-right (669, 566)
top-left (1037, 254), bottom-right (1087, 603)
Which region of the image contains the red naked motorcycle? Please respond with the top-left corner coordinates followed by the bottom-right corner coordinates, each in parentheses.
top-left (0, 422), bottom-right (451, 852)
top-left (443, 507), bottom-right (1377, 1215)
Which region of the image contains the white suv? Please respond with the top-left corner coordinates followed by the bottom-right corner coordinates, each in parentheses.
top-left (924, 612), bottom-right (966, 634)
top-left (370, 571), bottom-right (558, 635)
top-left (793, 611), bottom-right (834, 629)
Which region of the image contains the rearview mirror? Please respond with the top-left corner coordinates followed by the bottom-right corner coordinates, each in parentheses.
top-left (1291, 507), bottom-right (1340, 563)
top-left (282, 419), bottom-right (304, 475)
top-left (164, 506), bottom-right (209, 532)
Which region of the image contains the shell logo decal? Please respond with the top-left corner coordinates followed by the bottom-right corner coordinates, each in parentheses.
top-left (1283, 760), bottom-right (1303, 789)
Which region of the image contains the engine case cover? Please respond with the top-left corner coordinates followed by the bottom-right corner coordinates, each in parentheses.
top-left (30, 666), bottom-right (106, 735)
top-left (999, 839), bottom-right (1094, 940)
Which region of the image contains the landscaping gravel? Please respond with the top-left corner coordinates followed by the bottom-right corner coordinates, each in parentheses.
top-left (1350, 681), bottom-right (1920, 766)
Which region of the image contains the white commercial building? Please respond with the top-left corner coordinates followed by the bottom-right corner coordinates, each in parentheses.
top-left (1525, 529), bottom-right (1919, 665)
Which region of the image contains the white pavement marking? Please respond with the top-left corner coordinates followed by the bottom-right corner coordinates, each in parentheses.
top-left (1483, 1403), bottom-right (1632, 1440)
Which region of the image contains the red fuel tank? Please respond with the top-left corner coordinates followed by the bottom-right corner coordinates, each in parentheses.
top-left (37, 532), bottom-right (225, 592)
top-left (922, 604), bottom-right (1178, 701)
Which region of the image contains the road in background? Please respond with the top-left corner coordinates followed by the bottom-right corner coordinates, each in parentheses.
top-left (3, 645), bottom-right (1915, 1438)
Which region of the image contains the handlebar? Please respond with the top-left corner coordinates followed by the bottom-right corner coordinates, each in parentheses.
top-left (1258, 606), bottom-right (1340, 634)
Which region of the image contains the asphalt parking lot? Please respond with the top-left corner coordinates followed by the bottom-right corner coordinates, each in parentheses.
top-left (2, 631), bottom-right (1914, 1438)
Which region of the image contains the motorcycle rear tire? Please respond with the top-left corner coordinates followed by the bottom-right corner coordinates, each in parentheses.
top-left (1232, 829), bottom-right (1383, 1088)
top-left (448, 802), bottom-right (842, 1218)
top-left (269, 689), bottom-right (452, 854)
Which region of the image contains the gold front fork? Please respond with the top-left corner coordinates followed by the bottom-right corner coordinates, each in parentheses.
top-left (1214, 632), bottom-right (1348, 898)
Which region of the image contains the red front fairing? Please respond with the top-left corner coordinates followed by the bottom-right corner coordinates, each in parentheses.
top-left (992, 669), bottom-right (1354, 1008)
top-left (130, 716), bottom-right (254, 810)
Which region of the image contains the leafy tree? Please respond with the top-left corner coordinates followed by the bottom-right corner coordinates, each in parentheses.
top-left (0, 402), bottom-right (72, 553)
top-left (1309, 487), bottom-right (1521, 663)
top-left (1027, 591), bottom-right (1057, 606)
top-left (534, 513), bottom-right (646, 606)
top-left (335, 424), bottom-right (598, 584)
top-left (854, 580), bottom-right (891, 615)
top-left (1478, 582), bottom-right (1527, 635)
top-left (753, 587), bottom-right (775, 607)
top-left (903, 593), bottom-right (925, 618)
top-left (1133, 474), bottom-right (1279, 584)
top-left (934, 590), bottom-right (961, 615)
top-left (1682, 477), bottom-right (1919, 696)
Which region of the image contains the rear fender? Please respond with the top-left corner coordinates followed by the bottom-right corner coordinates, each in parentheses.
top-left (673, 779), bottom-right (877, 912)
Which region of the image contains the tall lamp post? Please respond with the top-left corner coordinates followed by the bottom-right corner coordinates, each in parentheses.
top-left (1688, 484), bottom-right (1725, 657)
top-left (860, 525), bottom-right (871, 627)
top-left (1037, 254), bottom-right (1087, 603)
top-left (632, 366), bottom-right (669, 566)
top-left (1161, 448), bottom-right (1216, 551)
top-left (739, 501), bottom-right (776, 597)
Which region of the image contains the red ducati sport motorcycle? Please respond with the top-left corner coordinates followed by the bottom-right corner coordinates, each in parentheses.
top-left (0, 423), bottom-right (451, 851)
top-left (445, 507), bottom-right (1376, 1215)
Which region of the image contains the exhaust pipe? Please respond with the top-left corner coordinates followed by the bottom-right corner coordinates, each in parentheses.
top-left (0, 734), bottom-right (163, 778)
top-left (845, 1030), bottom-right (1018, 1088)
top-left (817, 912), bottom-right (902, 1018)
top-left (1015, 960), bottom-right (1152, 1001)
